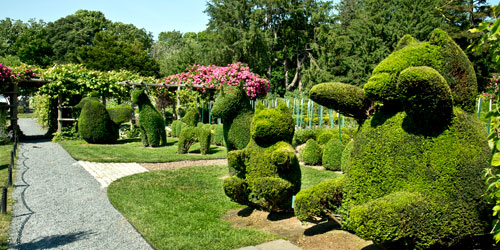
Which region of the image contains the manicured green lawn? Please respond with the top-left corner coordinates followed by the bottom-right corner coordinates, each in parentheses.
top-left (108, 164), bottom-right (340, 250)
top-left (0, 144), bottom-right (14, 250)
top-left (59, 137), bottom-right (226, 162)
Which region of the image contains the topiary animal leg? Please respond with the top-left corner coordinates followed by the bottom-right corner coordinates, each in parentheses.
top-left (247, 177), bottom-right (294, 212)
top-left (223, 176), bottom-right (250, 205)
top-left (140, 125), bottom-right (149, 147)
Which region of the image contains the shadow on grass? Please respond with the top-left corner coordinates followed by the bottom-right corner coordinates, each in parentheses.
top-left (115, 138), bottom-right (142, 144)
top-left (15, 231), bottom-right (93, 250)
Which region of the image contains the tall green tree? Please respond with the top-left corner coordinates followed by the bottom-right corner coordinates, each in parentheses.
top-left (14, 20), bottom-right (54, 67)
top-left (78, 31), bottom-right (159, 77)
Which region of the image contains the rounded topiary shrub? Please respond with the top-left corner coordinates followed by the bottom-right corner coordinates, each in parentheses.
top-left (294, 176), bottom-right (344, 221)
top-left (292, 128), bottom-right (320, 147)
top-left (177, 126), bottom-right (198, 154)
top-left (301, 139), bottom-right (322, 165)
top-left (77, 97), bottom-right (118, 144)
top-left (316, 129), bottom-right (336, 145)
top-left (198, 127), bottom-right (212, 155)
top-left (322, 139), bottom-right (345, 171)
top-left (170, 120), bottom-right (180, 137)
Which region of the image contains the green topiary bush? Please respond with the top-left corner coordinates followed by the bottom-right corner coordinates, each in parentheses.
top-left (294, 176), bottom-right (344, 221)
top-left (322, 139), bottom-right (345, 171)
top-left (177, 126), bottom-right (198, 154)
top-left (170, 120), bottom-right (180, 137)
top-left (292, 128), bottom-right (320, 147)
top-left (223, 103), bottom-right (301, 212)
top-left (316, 129), bottom-right (336, 145)
top-left (212, 85), bottom-right (253, 151)
top-left (213, 124), bottom-right (224, 146)
top-left (107, 104), bottom-right (133, 125)
top-left (198, 127), bottom-right (212, 155)
top-left (76, 97), bottom-right (118, 144)
top-left (181, 107), bottom-right (199, 127)
top-left (340, 140), bottom-right (354, 172)
top-left (131, 88), bottom-right (167, 147)
top-left (301, 139), bottom-right (322, 166)
top-left (295, 29), bottom-right (490, 249)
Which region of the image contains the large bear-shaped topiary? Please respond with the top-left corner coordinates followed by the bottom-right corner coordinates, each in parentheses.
top-left (223, 102), bottom-right (301, 212)
top-left (131, 87), bottom-right (167, 147)
top-left (76, 97), bottom-right (133, 144)
top-left (294, 29), bottom-right (491, 249)
top-left (211, 85), bottom-right (253, 152)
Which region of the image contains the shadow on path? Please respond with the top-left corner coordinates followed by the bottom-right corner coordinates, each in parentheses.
top-left (14, 231), bottom-right (94, 250)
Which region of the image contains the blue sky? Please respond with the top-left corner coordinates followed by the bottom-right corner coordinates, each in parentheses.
top-left (0, 0), bottom-right (210, 40)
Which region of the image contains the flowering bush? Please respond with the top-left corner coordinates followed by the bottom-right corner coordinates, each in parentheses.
top-left (163, 62), bottom-right (270, 100)
top-left (483, 73), bottom-right (500, 100)
top-left (0, 63), bottom-right (37, 91)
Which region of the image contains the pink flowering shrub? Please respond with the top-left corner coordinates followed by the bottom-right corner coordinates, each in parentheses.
top-left (163, 62), bottom-right (270, 100)
top-left (484, 73), bottom-right (500, 100)
top-left (0, 63), bottom-right (36, 90)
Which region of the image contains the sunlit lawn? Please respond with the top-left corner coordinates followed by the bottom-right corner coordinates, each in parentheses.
top-left (108, 164), bottom-right (340, 250)
top-left (59, 137), bottom-right (226, 162)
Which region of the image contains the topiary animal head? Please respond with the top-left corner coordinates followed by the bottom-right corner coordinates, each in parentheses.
top-left (251, 102), bottom-right (294, 146)
top-left (363, 28), bottom-right (477, 113)
top-left (211, 85), bottom-right (251, 120)
top-left (131, 87), bottom-right (151, 105)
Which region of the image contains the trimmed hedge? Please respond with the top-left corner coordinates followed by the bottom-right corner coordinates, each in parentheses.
top-left (364, 28), bottom-right (477, 112)
top-left (309, 82), bottom-right (372, 121)
top-left (322, 139), bottom-right (345, 171)
top-left (294, 176), bottom-right (344, 221)
top-left (131, 88), bottom-right (167, 147)
top-left (198, 127), bottom-right (212, 155)
top-left (177, 126), bottom-right (198, 154)
top-left (399, 66), bottom-right (453, 129)
top-left (301, 139), bottom-right (322, 166)
top-left (77, 97), bottom-right (118, 144)
top-left (212, 85), bottom-right (253, 151)
top-left (107, 104), bottom-right (133, 125)
top-left (340, 140), bottom-right (354, 172)
top-left (292, 128), bottom-right (320, 147)
top-left (316, 129), bottom-right (335, 145)
top-left (223, 103), bottom-right (301, 212)
top-left (213, 124), bottom-right (224, 146)
top-left (181, 107), bottom-right (199, 127)
top-left (343, 109), bottom-right (490, 248)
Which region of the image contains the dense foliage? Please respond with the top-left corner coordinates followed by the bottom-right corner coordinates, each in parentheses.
top-left (322, 139), bottom-right (345, 171)
top-left (300, 139), bottom-right (322, 166)
top-left (223, 103), bottom-right (300, 212)
top-left (131, 88), bottom-right (167, 147)
top-left (76, 97), bottom-right (118, 144)
top-left (211, 85), bottom-right (253, 151)
top-left (295, 30), bottom-right (491, 248)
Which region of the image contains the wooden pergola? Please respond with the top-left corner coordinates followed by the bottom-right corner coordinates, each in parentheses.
top-left (0, 79), bottom-right (49, 134)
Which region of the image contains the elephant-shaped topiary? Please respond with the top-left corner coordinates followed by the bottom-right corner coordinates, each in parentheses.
top-left (223, 102), bottom-right (301, 212)
top-left (131, 87), bottom-right (167, 147)
top-left (211, 85), bottom-right (253, 152)
top-left (294, 29), bottom-right (491, 249)
top-left (76, 97), bottom-right (133, 144)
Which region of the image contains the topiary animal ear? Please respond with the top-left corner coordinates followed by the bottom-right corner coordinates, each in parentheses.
top-left (429, 28), bottom-right (453, 47)
top-left (395, 34), bottom-right (417, 51)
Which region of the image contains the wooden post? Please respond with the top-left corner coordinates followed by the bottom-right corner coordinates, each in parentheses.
top-left (57, 96), bottom-right (62, 133)
top-left (176, 85), bottom-right (181, 120)
top-left (10, 84), bottom-right (18, 132)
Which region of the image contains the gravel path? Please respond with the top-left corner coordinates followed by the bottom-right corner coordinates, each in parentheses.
top-left (9, 118), bottom-right (153, 250)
